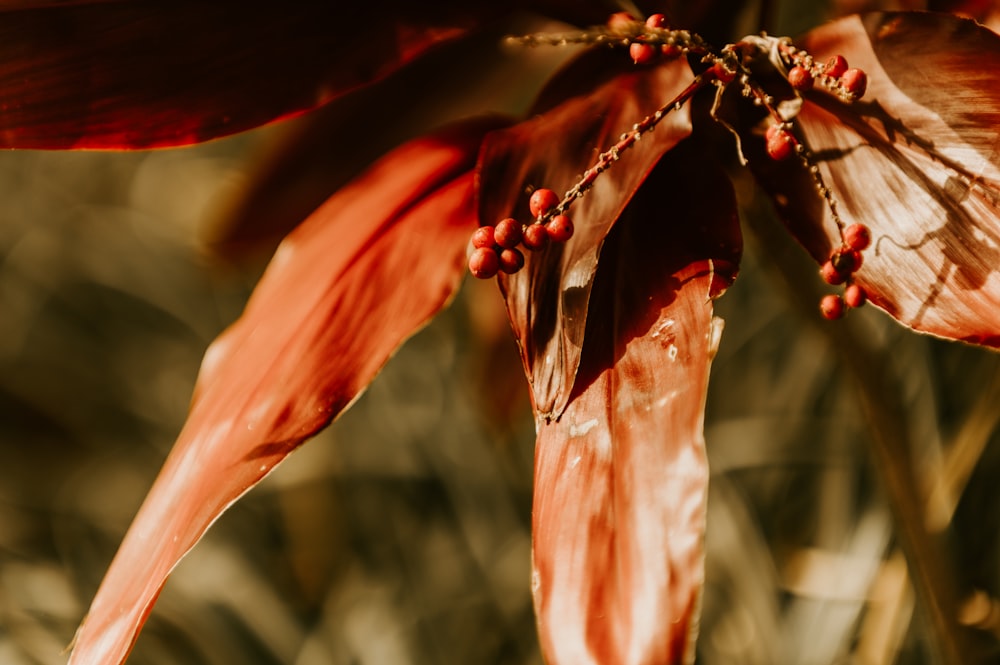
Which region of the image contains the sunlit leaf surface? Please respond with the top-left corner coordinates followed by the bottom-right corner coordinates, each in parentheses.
top-left (530, 139), bottom-right (741, 665)
top-left (747, 12), bottom-right (1000, 345)
top-left (66, 119), bottom-right (499, 665)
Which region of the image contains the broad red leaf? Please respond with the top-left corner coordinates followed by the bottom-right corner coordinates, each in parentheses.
top-left (0, 2), bottom-right (491, 149)
top-left (530, 139), bottom-right (741, 665)
top-left (478, 50), bottom-right (695, 420)
top-left (67, 118), bottom-right (501, 665)
top-left (747, 12), bottom-right (1000, 346)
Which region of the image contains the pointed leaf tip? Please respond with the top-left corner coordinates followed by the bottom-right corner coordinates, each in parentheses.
top-left (67, 118), bottom-right (502, 665)
top-left (478, 50), bottom-right (697, 420)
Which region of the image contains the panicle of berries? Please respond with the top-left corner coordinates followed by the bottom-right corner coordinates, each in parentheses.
top-left (818, 222), bottom-right (872, 319)
top-left (467, 188), bottom-right (577, 279)
top-left (776, 42), bottom-right (869, 101)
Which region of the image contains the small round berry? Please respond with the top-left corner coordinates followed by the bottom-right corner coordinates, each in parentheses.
top-left (711, 61), bottom-right (736, 83)
top-left (831, 247), bottom-right (863, 274)
top-left (645, 13), bottom-right (670, 29)
top-left (607, 12), bottom-right (635, 31)
top-left (824, 54), bottom-right (848, 79)
top-left (471, 225), bottom-right (495, 249)
top-left (529, 188), bottom-right (560, 218)
top-left (493, 217), bottom-right (523, 249)
top-left (546, 214), bottom-right (575, 243)
top-left (766, 128), bottom-right (797, 161)
top-left (661, 44), bottom-right (683, 58)
top-left (630, 42), bottom-right (657, 65)
top-left (498, 247), bottom-right (525, 274)
top-left (840, 68), bottom-right (868, 99)
top-left (468, 247), bottom-right (499, 279)
top-left (820, 260), bottom-right (848, 285)
top-left (820, 294), bottom-right (846, 320)
top-left (843, 223), bottom-right (871, 251)
top-left (844, 283), bottom-right (867, 308)
top-left (522, 223), bottom-right (549, 251)
top-left (788, 65), bottom-right (814, 91)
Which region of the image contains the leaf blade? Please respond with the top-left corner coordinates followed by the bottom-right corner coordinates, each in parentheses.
top-left (67, 119), bottom-right (498, 665)
top-left (0, 3), bottom-right (486, 149)
top-left (531, 138), bottom-right (741, 665)
top-left (749, 12), bottom-right (1000, 345)
top-left (478, 52), bottom-right (696, 419)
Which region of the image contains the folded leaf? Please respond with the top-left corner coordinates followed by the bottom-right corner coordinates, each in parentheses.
top-left (747, 12), bottom-right (1000, 346)
top-left (478, 50), bottom-right (694, 420)
top-left (67, 119), bottom-right (500, 665)
top-left (0, 2), bottom-right (488, 149)
top-left (530, 139), bottom-right (741, 665)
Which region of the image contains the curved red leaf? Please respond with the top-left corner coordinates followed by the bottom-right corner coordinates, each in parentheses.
top-left (531, 139), bottom-right (741, 665)
top-left (478, 51), bottom-right (695, 419)
top-left (0, 3), bottom-right (488, 149)
top-left (747, 12), bottom-right (1000, 345)
top-left (67, 119), bottom-right (500, 665)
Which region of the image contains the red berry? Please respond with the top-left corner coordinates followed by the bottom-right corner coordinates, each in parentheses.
top-left (546, 214), bottom-right (574, 243)
top-left (529, 188), bottom-right (560, 218)
top-left (711, 61), bottom-right (736, 83)
top-left (494, 217), bottom-right (523, 249)
top-left (820, 294), bottom-right (845, 320)
top-left (831, 247), bottom-right (863, 274)
top-left (840, 68), bottom-right (867, 99)
top-left (788, 65), bottom-right (814, 91)
top-left (824, 55), bottom-right (848, 79)
top-left (645, 13), bottom-right (670, 29)
top-left (843, 223), bottom-right (871, 251)
top-left (471, 226), bottom-right (495, 249)
top-left (766, 128), bottom-right (797, 161)
top-left (607, 12), bottom-right (635, 30)
top-left (661, 44), bottom-right (683, 58)
top-left (522, 223), bottom-right (549, 251)
top-left (844, 283), bottom-right (867, 308)
top-left (629, 42), bottom-right (657, 65)
top-left (498, 247), bottom-right (525, 274)
top-left (820, 260), bottom-right (847, 285)
top-left (468, 247), bottom-right (499, 279)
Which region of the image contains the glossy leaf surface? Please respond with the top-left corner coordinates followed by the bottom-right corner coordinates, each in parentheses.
top-left (478, 51), bottom-right (694, 419)
top-left (0, 2), bottom-right (488, 149)
top-left (748, 12), bottom-right (1000, 346)
top-left (67, 120), bottom-right (497, 665)
top-left (529, 139), bottom-right (741, 665)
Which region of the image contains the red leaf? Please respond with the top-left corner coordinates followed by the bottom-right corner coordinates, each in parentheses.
top-left (748, 12), bottom-right (1000, 346)
top-left (0, 3), bottom-right (487, 149)
top-left (530, 140), bottom-right (740, 665)
top-left (478, 51), bottom-right (695, 419)
top-left (67, 118), bottom-right (500, 665)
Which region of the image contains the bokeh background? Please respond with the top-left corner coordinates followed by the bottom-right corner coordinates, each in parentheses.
top-left (2, 2), bottom-right (999, 664)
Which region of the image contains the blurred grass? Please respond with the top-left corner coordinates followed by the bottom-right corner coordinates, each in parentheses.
top-left (2, 7), bottom-right (1000, 664)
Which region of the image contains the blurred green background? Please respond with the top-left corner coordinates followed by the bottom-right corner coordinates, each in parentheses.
top-left (2, 3), bottom-right (1000, 664)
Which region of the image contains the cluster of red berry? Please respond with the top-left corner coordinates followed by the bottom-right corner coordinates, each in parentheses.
top-left (785, 52), bottom-right (868, 101)
top-left (618, 13), bottom-right (683, 65)
top-left (468, 188), bottom-right (575, 279)
top-left (765, 54), bottom-right (868, 162)
top-left (818, 223), bottom-right (871, 319)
